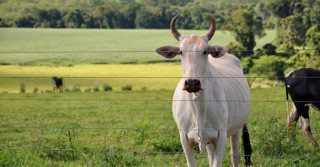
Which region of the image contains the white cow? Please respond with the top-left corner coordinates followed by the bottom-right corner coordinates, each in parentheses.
top-left (156, 14), bottom-right (252, 167)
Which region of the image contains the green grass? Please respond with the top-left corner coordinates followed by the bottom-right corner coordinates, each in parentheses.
top-left (1, 28), bottom-right (306, 166)
top-left (0, 28), bottom-right (276, 64)
top-left (1, 89), bottom-right (320, 166)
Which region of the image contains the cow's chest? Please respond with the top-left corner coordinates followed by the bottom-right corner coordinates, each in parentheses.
top-left (173, 94), bottom-right (228, 142)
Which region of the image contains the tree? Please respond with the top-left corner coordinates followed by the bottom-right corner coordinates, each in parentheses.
top-left (276, 15), bottom-right (309, 46)
top-left (118, 2), bottom-right (141, 28)
top-left (254, 2), bottom-right (273, 28)
top-left (33, 8), bottom-right (62, 28)
top-left (302, 0), bottom-right (320, 24)
top-left (241, 57), bottom-right (253, 74)
top-left (47, 9), bottom-right (63, 28)
top-left (255, 2), bottom-right (269, 22)
top-left (135, 7), bottom-right (163, 28)
top-left (14, 14), bottom-right (36, 27)
top-left (223, 9), bottom-right (265, 57)
top-left (306, 25), bottom-right (320, 49)
top-left (306, 24), bottom-right (320, 57)
top-left (226, 42), bottom-right (247, 59)
top-left (262, 43), bottom-right (277, 55)
top-left (93, 5), bottom-right (115, 28)
top-left (0, 17), bottom-right (9, 27)
top-left (266, 0), bottom-right (297, 18)
top-left (267, 0), bottom-right (313, 46)
top-left (62, 9), bottom-right (85, 28)
top-left (251, 55), bottom-right (286, 80)
top-left (140, 0), bottom-right (194, 6)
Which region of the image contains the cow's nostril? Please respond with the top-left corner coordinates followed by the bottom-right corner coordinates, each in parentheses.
top-left (185, 80), bottom-right (189, 86)
top-left (195, 80), bottom-right (200, 86)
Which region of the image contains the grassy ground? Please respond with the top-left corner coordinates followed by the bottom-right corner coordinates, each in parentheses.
top-left (0, 28), bottom-right (276, 64)
top-left (2, 28), bottom-right (316, 166)
top-left (1, 89), bottom-right (320, 166)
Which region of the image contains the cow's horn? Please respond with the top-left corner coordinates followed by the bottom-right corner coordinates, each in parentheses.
top-left (171, 14), bottom-right (181, 41)
top-left (206, 16), bottom-right (216, 41)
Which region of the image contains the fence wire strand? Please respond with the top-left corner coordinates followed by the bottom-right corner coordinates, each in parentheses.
top-left (0, 98), bottom-right (319, 103)
top-left (1, 76), bottom-right (320, 79)
top-left (0, 48), bottom-right (318, 54)
top-left (1, 126), bottom-right (320, 134)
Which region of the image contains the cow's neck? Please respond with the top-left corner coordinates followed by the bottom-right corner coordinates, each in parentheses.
top-left (190, 63), bottom-right (221, 152)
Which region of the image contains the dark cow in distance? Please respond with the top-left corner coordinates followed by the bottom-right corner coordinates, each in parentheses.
top-left (285, 68), bottom-right (320, 148)
top-left (52, 76), bottom-right (63, 92)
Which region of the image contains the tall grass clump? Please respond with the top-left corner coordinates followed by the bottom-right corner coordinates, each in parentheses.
top-left (133, 120), bottom-right (151, 145)
top-left (72, 87), bottom-right (81, 92)
top-left (20, 83), bottom-right (26, 93)
top-left (34, 125), bottom-right (81, 161)
top-left (84, 88), bottom-right (92, 92)
top-left (103, 84), bottom-right (112, 91)
top-left (152, 134), bottom-right (182, 153)
top-left (255, 116), bottom-right (294, 156)
top-left (93, 86), bottom-right (100, 92)
top-left (122, 85), bottom-right (132, 91)
top-left (33, 87), bottom-right (38, 93)
top-left (104, 146), bottom-right (144, 166)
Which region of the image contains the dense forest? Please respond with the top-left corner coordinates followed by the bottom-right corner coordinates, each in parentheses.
top-left (0, 0), bottom-right (319, 86)
top-left (0, 0), bottom-right (286, 29)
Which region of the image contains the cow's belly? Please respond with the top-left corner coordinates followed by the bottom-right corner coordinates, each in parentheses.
top-left (226, 101), bottom-right (251, 131)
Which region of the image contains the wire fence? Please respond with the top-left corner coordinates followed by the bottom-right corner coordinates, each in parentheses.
top-left (1, 48), bottom-right (320, 164)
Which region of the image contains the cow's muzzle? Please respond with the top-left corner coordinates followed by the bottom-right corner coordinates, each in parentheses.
top-left (183, 79), bottom-right (204, 93)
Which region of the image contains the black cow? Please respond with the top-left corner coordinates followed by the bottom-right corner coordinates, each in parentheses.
top-left (52, 77), bottom-right (63, 92)
top-left (285, 68), bottom-right (320, 148)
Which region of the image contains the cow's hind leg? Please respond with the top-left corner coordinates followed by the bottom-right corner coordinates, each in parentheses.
top-left (206, 143), bottom-right (214, 167)
top-left (297, 104), bottom-right (318, 148)
top-left (288, 103), bottom-right (299, 127)
top-left (230, 131), bottom-right (241, 167)
top-left (179, 133), bottom-right (197, 167)
top-left (300, 112), bottom-right (318, 148)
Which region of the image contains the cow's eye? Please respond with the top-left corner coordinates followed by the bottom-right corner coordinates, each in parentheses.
top-left (203, 50), bottom-right (207, 55)
top-left (179, 51), bottom-right (183, 55)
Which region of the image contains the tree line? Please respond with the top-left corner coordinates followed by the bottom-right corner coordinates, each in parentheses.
top-left (0, 0), bottom-right (274, 29)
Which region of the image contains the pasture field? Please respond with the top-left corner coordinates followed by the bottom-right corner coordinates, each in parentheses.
top-left (0, 64), bottom-right (182, 93)
top-left (0, 28), bottom-right (276, 65)
top-left (1, 88), bottom-right (320, 166)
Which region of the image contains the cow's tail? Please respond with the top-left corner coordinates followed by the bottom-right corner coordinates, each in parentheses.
top-left (285, 78), bottom-right (290, 125)
top-left (242, 123), bottom-right (252, 166)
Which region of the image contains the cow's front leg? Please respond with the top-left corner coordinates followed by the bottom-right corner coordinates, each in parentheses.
top-left (180, 133), bottom-right (197, 167)
top-left (213, 130), bottom-right (227, 167)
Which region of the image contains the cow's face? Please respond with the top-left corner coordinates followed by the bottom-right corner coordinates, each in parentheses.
top-left (156, 14), bottom-right (227, 93)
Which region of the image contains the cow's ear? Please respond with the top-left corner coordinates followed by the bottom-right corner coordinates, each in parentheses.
top-left (208, 45), bottom-right (228, 58)
top-left (156, 46), bottom-right (180, 59)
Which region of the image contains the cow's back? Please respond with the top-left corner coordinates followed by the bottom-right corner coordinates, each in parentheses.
top-left (286, 68), bottom-right (320, 102)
